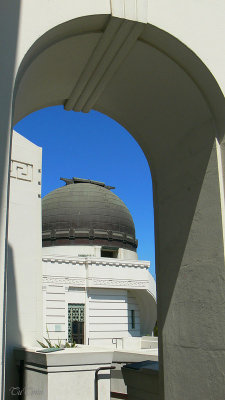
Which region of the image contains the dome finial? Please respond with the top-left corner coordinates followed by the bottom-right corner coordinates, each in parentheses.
top-left (60, 177), bottom-right (115, 190)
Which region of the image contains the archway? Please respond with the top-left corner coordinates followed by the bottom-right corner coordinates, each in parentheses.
top-left (14, 106), bottom-right (155, 268)
top-left (2, 9), bottom-right (225, 400)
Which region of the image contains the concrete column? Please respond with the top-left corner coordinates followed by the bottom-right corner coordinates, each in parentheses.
top-left (0, 130), bottom-right (12, 400)
top-left (42, 285), bottom-right (47, 338)
top-left (154, 125), bottom-right (225, 399)
top-left (0, 2), bottom-right (21, 397)
top-left (5, 132), bottom-right (43, 399)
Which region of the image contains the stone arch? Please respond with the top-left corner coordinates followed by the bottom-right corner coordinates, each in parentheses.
top-left (1, 5), bottom-right (225, 400)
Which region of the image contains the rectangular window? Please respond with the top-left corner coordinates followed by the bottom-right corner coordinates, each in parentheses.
top-left (101, 248), bottom-right (118, 258)
top-left (68, 304), bottom-right (85, 344)
top-left (131, 309), bottom-right (135, 329)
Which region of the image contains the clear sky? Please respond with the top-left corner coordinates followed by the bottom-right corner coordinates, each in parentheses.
top-left (14, 106), bottom-right (155, 277)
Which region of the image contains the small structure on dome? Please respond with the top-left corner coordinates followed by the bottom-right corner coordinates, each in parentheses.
top-left (60, 176), bottom-right (115, 190)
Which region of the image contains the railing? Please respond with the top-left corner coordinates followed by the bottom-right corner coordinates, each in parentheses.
top-left (94, 366), bottom-right (128, 400)
top-left (95, 366), bottom-right (116, 400)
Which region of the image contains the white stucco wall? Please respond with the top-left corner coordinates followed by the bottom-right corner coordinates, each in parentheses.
top-left (8, 131), bottom-right (43, 345)
top-left (42, 245), bottom-right (138, 260)
top-left (88, 288), bottom-right (141, 347)
top-left (6, 131), bottom-right (43, 394)
top-left (43, 285), bottom-right (142, 347)
top-left (4, 0), bottom-right (225, 99)
top-left (42, 252), bottom-right (156, 346)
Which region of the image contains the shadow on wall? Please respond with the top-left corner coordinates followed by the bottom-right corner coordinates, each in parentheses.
top-left (154, 131), bottom-right (225, 399)
top-left (157, 136), bottom-right (223, 327)
top-left (0, 0), bottom-right (21, 211)
top-left (0, 2), bottom-right (21, 397)
top-left (6, 244), bottom-right (22, 400)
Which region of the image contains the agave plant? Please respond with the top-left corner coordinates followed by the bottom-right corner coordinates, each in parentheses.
top-left (37, 325), bottom-right (77, 348)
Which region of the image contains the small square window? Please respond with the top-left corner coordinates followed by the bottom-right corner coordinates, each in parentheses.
top-left (55, 324), bottom-right (62, 332)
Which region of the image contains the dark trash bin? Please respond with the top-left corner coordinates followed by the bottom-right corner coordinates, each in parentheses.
top-left (122, 360), bottom-right (159, 400)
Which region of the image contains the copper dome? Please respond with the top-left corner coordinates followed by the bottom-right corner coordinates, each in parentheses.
top-left (42, 178), bottom-right (137, 250)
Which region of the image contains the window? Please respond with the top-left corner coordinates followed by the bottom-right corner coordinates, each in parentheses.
top-left (68, 304), bottom-right (85, 344)
top-left (101, 247), bottom-right (118, 258)
top-left (131, 309), bottom-right (135, 329)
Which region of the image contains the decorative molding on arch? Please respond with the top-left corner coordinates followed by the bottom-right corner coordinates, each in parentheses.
top-left (64, 16), bottom-right (144, 113)
top-left (111, 0), bottom-right (149, 24)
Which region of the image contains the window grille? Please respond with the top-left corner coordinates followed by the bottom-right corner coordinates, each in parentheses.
top-left (68, 303), bottom-right (85, 344)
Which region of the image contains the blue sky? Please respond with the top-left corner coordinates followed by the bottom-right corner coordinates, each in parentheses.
top-left (14, 106), bottom-right (155, 277)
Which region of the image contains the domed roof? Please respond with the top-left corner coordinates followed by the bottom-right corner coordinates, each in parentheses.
top-left (42, 177), bottom-right (137, 250)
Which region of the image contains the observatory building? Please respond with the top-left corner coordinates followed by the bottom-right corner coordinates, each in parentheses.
top-left (42, 177), bottom-right (156, 347)
top-left (7, 131), bottom-right (157, 400)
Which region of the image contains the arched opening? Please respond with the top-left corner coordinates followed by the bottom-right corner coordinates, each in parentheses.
top-left (14, 106), bottom-right (155, 269)
top-left (9, 105), bottom-right (157, 397)
top-left (5, 12), bottom-right (225, 400)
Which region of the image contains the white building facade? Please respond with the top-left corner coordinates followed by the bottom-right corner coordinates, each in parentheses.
top-left (7, 131), bottom-right (43, 394)
top-left (42, 177), bottom-right (156, 347)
